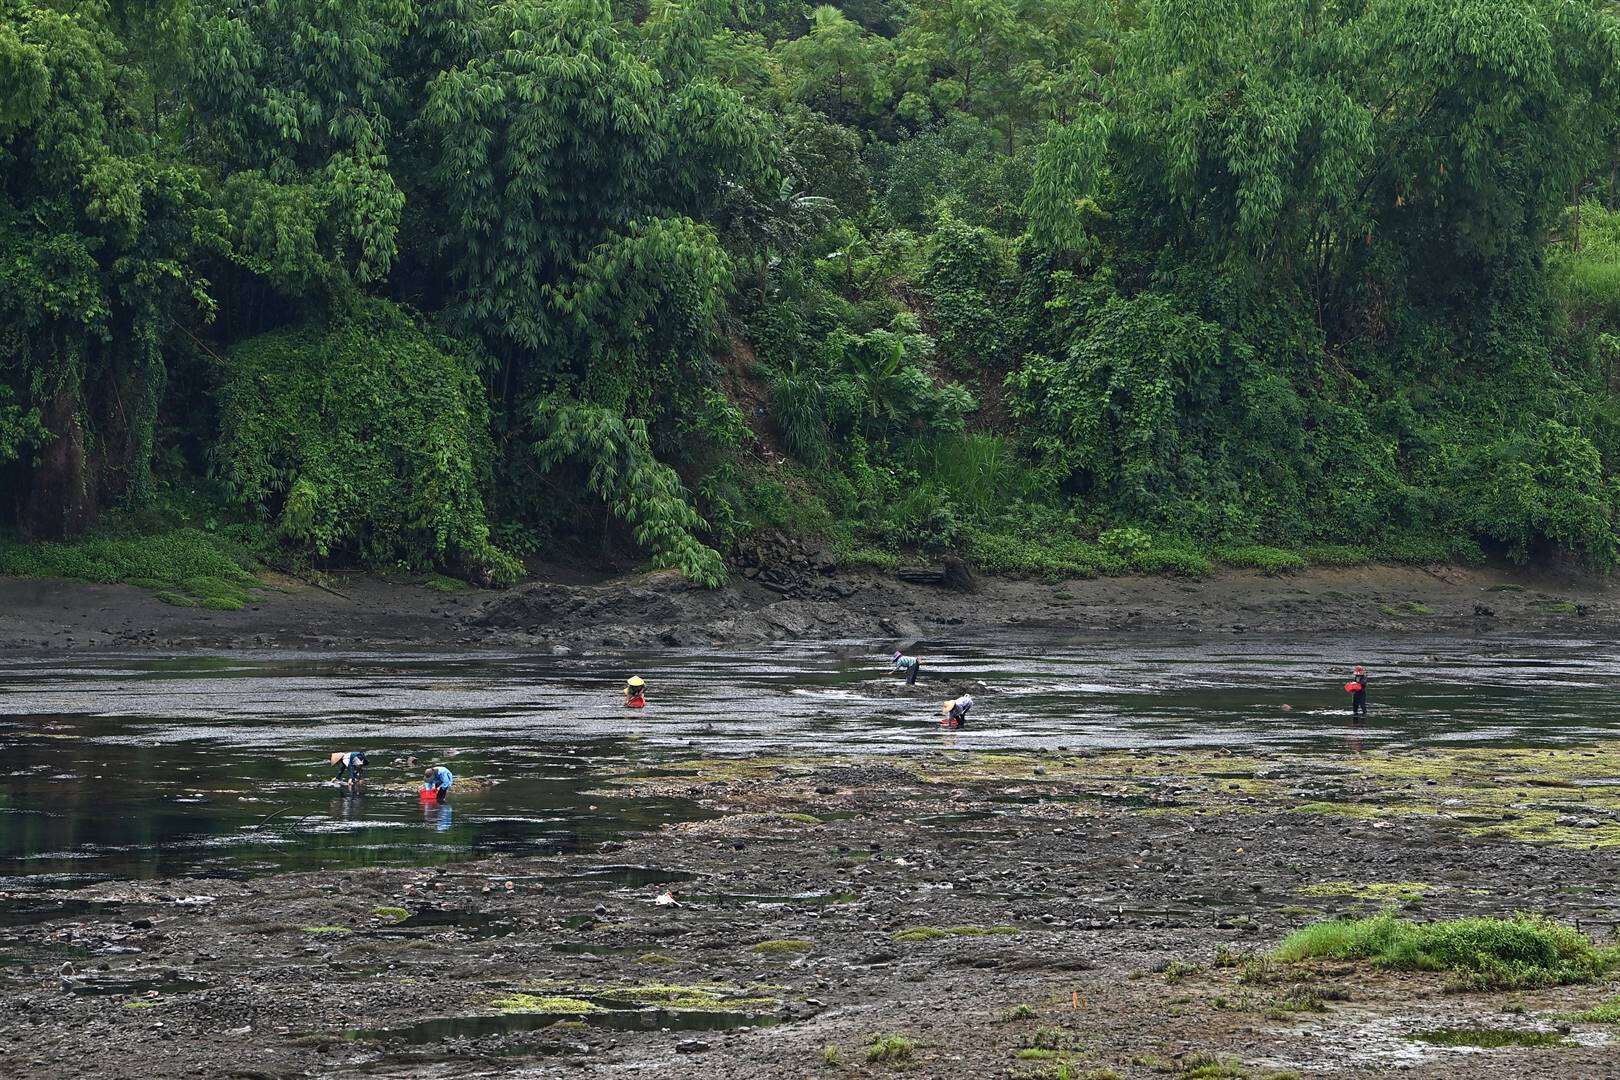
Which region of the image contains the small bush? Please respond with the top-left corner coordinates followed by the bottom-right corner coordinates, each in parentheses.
top-left (1274, 914), bottom-right (1620, 991)
top-left (821, 1044), bottom-right (842, 1066)
top-left (753, 939), bottom-right (814, 955)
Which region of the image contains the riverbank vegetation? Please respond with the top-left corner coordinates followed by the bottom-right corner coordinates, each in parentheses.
top-left (6, 0), bottom-right (1620, 587)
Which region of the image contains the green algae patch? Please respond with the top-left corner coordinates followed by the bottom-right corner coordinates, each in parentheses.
top-left (1275, 913), bottom-right (1619, 991)
top-left (753, 939), bottom-right (814, 955)
top-left (489, 993), bottom-right (601, 1015)
top-left (1300, 881), bottom-right (1438, 902)
top-left (372, 906), bottom-right (409, 921)
top-left (636, 951), bottom-right (676, 965)
top-left (302, 925), bottom-right (352, 935)
top-left (123, 999), bottom-right (159, 1010)
top-left (1409, 1027), bottom-right (1572, 1048)
top-left (894, 924), bottom-right (1019, 943)
top-left (518, 980), bottom-right (778, 1014)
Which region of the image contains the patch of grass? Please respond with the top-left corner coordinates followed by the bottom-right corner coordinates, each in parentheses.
top-left (123, 999), bottom-right (159, 1009)
top-left (0, 525), bottom-right (260, 608)
top-left (836, 545), bottom-right (900, 571)
top-left (1161, 960), bottom-right (1205, 983)
top-left (1377, 600), bottom-right (1433, 618)
top-left (1214, 545), bottom-right (1307, 573)
top-left (421, 573), bottom-right (469, 592)
top-left (371, 906), bottom-right (409, 921)
top-left (778, 812), bottom-right (822, 824)
top-left (1274, 913), bottom-right (1620, 991)
top-left (1409, 1027), bottom-right (1572, 1048)
top-left (1179, 1056), bottom-right (1246, 1078)
top-left (1299, 544), bottom-right (1371, 567)
top-left (892, 924), bottom-right (1019, 943)
top-left (821, 1044), bottom-right (842, 1067)
top-left (1566, 995), bottom-right (1620, 1023)
top-left (1017, 1048), bottom-right (1063, 1060)
top-left (1540, 599), bottom-right (1579, 614)
top-left (865, 1032), bottom-right (915, 1065)
top-left (1024, 1025), bottom-right (1080, 1051)
top-left (1300, 881), bottom-right (1436, 902)
top-left (1265, 987), bottom-right (1328, 1018)
top-left (301, 925), bottom-right (352, 934)
top-left (1001, 1003), bottom-right (1039, 1022)
top-left (752, 939), bottom-right (814, 955)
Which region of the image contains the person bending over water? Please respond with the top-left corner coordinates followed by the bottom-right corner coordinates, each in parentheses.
top-left (891, 651), bottom-right (921, 686)
top-left (940, 693), bottom-right (973, 728)
top-left (423, 765), bottom-right (454, 801)
top-left (330, 751), bottom-right (367, 788)
top-left (624, 676), bottom-right (646, 708)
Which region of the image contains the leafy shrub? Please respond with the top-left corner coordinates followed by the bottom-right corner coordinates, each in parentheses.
top-left (864, 1032), bottom-right (915, 1064)
top-left (532, 396), bottom-right (726, 587)
top-left (215, 302), bottom-right (517, 584)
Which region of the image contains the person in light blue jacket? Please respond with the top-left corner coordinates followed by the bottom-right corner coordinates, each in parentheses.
top-left (423, 765), bottom-right (454, 802)
top-left (891, 651), bottom-right (921, 686)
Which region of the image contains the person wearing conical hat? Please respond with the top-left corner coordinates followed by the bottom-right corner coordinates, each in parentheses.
top-left (940, 693), bottom-right (973, 728)
top-left (624, 676), bottom-right (646, 708)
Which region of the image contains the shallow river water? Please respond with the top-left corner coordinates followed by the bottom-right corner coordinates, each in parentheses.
top-left (3, 632), bottom-right (1618, 889)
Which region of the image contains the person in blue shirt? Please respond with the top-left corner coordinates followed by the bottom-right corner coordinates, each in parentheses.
top-left (891, 651), bottom-right (921, 686)
top-left (329, 751), bottom-right (368, 789)
top-left (423, 765), bottom-right (454, 802)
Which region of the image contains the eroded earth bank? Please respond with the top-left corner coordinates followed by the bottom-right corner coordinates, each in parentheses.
top-left (3, 744), bottom-right (1619, 1079)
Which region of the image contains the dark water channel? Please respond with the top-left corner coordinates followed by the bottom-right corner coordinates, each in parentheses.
top-left (3, 633), bottom-right (1618, 890)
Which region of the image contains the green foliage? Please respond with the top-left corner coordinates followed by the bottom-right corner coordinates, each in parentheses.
top-left (7, 0), bottom-right (1620, 584)
top-left (215, 302), bottom-right (516, 583)
top-left (1567, 995), bottom-right (1620, 1023)
top-left (532, 396), bottom-right (726, 587)
top-left (864, 1033), bottom-right (915, 1065)
top-left (1275, 913), bottom-right (1620, 991)
top-left (1215, 545), bottom-right (1307, 574)
top-left (0, 524), bottom-right (259, 608)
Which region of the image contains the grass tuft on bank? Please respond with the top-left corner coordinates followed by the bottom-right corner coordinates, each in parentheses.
top-left (0, 525), bottom-right (261, 609)
top-left (1275, 913), bottom-right (1619, 991)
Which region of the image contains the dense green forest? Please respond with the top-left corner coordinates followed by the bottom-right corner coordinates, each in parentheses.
top-left (6, 0), bottom-right (1620, 598)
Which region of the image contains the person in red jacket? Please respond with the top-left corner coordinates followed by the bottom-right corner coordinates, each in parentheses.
top-left (624, 676), bottom-right (646, 708)
top-left (1348, 665), bottom-right (1368, 716)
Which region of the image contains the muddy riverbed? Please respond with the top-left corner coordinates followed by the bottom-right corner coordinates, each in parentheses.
top-left (2, 746), bottom-right (1619, 1079)
top-left (2, 638), bottom-right (1620, 1078)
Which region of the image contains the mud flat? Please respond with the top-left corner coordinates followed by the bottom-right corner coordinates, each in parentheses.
top-left (3, 560), bottom-right (1620, 653)
top-left (3, 744), bottom-right (1618, 1078)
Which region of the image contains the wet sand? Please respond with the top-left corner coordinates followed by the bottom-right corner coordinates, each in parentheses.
top-left (3, 745), bottom-right (1618, 1078)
